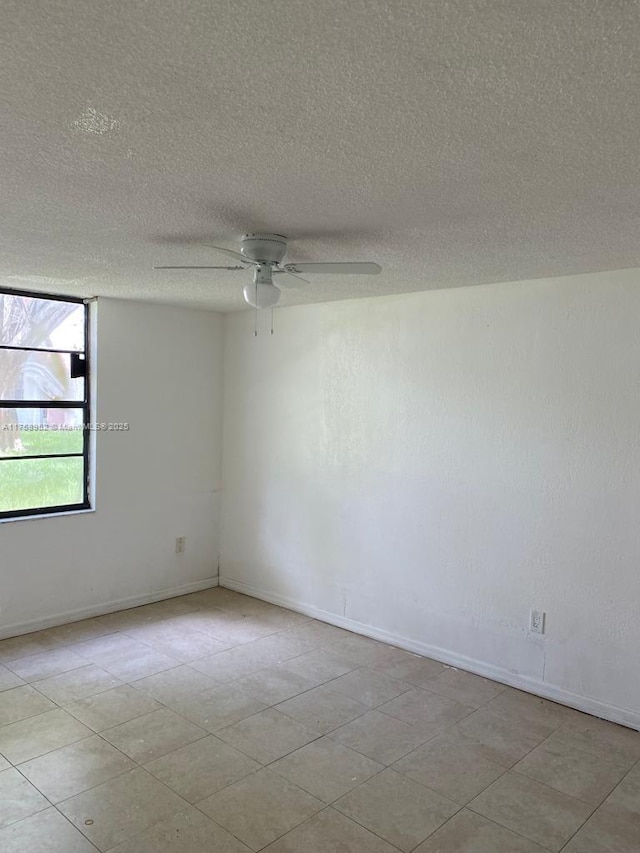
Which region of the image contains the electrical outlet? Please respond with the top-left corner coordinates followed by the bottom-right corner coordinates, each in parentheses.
top-left (175, 537), bottom-right (186, 554)
top-left (530, 609), bottom-right (545, 634)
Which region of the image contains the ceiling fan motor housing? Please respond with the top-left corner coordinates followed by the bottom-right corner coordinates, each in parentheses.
top-left (241, 233), bottom-right (287, 264)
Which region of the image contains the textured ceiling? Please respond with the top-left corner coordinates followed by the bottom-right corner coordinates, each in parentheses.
top-left (2, 0), bottom-right (640, 312)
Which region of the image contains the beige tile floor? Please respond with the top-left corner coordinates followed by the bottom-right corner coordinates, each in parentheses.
top-left (0, 587), bottom-right (638, 852)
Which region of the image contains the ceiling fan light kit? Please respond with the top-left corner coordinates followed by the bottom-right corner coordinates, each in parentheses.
top-left (155, 232), bottom-right (382, 310)
top-left (243, 275), bottom-right (281, 309)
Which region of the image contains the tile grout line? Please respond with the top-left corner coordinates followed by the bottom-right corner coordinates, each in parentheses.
top-left (556, 754), bottom-right (640, 852)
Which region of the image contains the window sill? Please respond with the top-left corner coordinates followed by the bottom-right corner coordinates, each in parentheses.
top-left (0, 507), bottom-right (95, 524)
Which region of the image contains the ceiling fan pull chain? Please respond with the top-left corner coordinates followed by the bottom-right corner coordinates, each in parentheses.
top-left (270, 307), bottom-right (274, 335)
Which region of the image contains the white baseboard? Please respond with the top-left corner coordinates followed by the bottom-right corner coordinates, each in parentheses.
top-left (220, 576), bottom-right (640, 732)
top-left (0, 577), bottom-right (219, 640)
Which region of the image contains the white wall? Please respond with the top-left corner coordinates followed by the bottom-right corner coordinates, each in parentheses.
top-left (0, 298), bottom-right (224, 635)
top-left (221, 268), bottom-right (640, 727)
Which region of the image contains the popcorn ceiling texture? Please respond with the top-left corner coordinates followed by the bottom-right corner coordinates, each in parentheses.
top-left (2, 0), bottom-right (640, 311)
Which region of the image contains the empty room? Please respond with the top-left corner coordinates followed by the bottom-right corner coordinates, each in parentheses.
top-left (1, 1), bottom-right (639, 851)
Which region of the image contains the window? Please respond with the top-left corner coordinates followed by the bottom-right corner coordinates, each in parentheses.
top-left (0, 288), bottom-right (90, 519)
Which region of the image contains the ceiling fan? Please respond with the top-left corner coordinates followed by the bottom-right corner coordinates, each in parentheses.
top-left (155, 233), bottom-right (381, 308)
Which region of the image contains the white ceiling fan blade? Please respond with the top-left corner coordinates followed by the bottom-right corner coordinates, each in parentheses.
top-left (283, 262), bottom-right (381, 275)
top-left (201, 244), bottom-right (254, 264)
top-left (154, 265), bottom-right (246, 270)
top-left (273, 268), bottom-right (310, 287)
